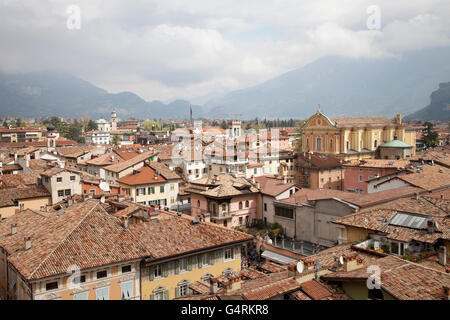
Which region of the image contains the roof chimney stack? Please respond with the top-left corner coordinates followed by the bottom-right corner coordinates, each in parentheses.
top-left (11, 224), bottom-right (17, 235)
top-left (24, 237), bottom-right (31, 250)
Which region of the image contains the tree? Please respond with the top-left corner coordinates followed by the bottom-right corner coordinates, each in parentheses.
top-left (422, 121), bottom-right (439, 148)
top-left (112, 135), bottom-right (122, 145)
top-left (294, 120), bottom-right (306, 152)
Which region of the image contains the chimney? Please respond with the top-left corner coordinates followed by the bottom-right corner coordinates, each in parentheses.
top-left (11, 224), bottom-right (18, 235)
top-left (123, 218), bottom-right (130, 229)
top-left (415, 192), bottom-right (419, 200)
top-left (343, 253), bottom-right (360, 272)
top-left (444, 286), bottom-right (450, 301)
top-left (24, 237), bottom-right (31, 250)
top-left (209, 278), bottom-right (218, 294)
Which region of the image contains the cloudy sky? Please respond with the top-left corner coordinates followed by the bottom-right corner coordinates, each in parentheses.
top-left (0, 0), bottom-right (449, 103)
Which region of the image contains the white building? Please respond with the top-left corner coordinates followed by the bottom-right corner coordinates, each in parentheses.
top-left (85, 131), bottom-right (111, 145)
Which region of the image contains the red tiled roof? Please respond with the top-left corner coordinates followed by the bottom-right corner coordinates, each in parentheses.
top-left (301, 280), bottom-right (332, 300)
top-left (118, 165), bottom-right (167, 186)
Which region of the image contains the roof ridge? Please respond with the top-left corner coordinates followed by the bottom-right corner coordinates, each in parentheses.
top-left (28, 200), bottom-right (100, 279)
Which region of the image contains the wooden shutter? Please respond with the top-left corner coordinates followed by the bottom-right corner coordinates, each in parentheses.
top-left (175, 261), bottom-right (180, 275)
top-left (187, 257), bottom-right (193, 271)
top-left (198, 255), bottom-right (203, 269)
top-left (163, 264), bottom-right (169, 277)
top-left (149, 266), bottom-right (155, 281)
top-left (208, 253), bottom-right (213, 265)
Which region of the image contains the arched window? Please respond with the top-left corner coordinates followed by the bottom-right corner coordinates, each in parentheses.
top-left (330, 139), bottom-right (333, 150)
top-left (374, 140), bottom-right (378, 148)
top-left (239, 202), bottom-right (243, 210)
top-left (223, 268), bottom-right (234, 276)
top-left (197, 200), bottom-right (200, 208)
top-left (306, 138), bottom-right (310, 149)
top-left (176, 280), bottom-right (190, 298)
top-left (201, 273), bottom-right (214, 282)
top-left (346, 141), bottom-right (349, 151)
top-left (222, 203), bottom-right (227, 211)
top-left (151, 286), bottom-right (168, 300)
top-left (245, 200), bottom-right (249, 208)
top-left (316, 136), bottom-right (322, 151)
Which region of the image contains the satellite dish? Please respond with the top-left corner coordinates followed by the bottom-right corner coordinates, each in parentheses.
top-left (99, 181), bottom-right (110, 192)
top-left (297, 261), bottom-right (304, 273)
top-left (339, 256), bottom-right (344, 265)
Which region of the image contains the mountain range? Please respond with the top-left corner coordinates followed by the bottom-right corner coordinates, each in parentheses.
top-left (0, 46), bottom-right (449, 121)
top-left (405, 82), bottom-right (450, 122)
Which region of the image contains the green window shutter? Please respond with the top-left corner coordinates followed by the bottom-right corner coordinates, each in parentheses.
top-left (163, 290), bottom-right (169, 300)
top-left (149, 267), bottom-right (155, 281)
top-left (231, 248), bottom-right (234, 259)
top-left (160, 186), bottom-right (164, 193)
top-left (187, 257), bottom-right (193, 271)
top-left (175, 286), bottom-right (180, 298)
top-left (208, 253), bottom-right (213, 265)
top-left (163, 264), bottom-right (169, 277)
top-left (150, 293), bottom-right (155, 300)
top-left (175, 261), bottom-right (180, 275)
top-left (198, 256), bottom-right (203, 269)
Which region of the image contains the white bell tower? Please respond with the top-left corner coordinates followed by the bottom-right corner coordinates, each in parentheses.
top-left (111, 109), bottom-right (117, 131)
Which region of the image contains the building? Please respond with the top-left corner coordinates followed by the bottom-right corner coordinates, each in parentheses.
top-left (0, 127), bottom-right (46, 143)
top-left (332, 191), bottom-right (450, 259)
top-left (0, 185), bottom-right (51, 219)
top-left (187, 174), bottom-right (260, 228)
top-left (343, 159), bottom-right (410, 193)
top-left (296, 152), bottom-right (343, 190)
top-left (78, 152), bottom-right (123, 177)
top-left (85, 131), bottom-right (111, 145)
top-left (301, 110), bottom-right (416, 160)
top-left (0, 200), bottom-right (147, 300)
top-left (117, 162), bottom-right (181, 209)
top-left (100, 151), bottom-right (157, 184)
top-left (40, 168), bottom-right (82, 204)
top-left (256, 176), bottom-right (298, 226)
top-left (114, 204), bottom-right (253, 300)
top-left (378, 139), bottom-right (414, 159)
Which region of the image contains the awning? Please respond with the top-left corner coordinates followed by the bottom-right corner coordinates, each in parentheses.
top-left (261, 249), bottom-right (298, 265)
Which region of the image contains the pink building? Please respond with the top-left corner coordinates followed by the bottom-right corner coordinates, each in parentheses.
top-left (343, 159), bottom-right (410, 193)
top-left (186, 174), bottom-right (259, 228)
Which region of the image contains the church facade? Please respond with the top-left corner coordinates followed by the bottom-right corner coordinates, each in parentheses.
top-left (301, 110), bottom-right (416, 160)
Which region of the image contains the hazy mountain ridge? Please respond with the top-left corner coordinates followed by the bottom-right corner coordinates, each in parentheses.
top-left (0, 71), bottom-right (203, 120)
top-left (206, 47), bottom-right (450, 119)
top-left (0, 47), bottom-right (449, 120)
top-left (405, 82), bottom-right (450, 121)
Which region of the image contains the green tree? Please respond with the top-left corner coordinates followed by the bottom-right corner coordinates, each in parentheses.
top-left (294, 120), bottom-right (306, 152)
top-left (422, 121), bottom-right (439, 148)
top-left (112, 135), bottom-right (122, 145)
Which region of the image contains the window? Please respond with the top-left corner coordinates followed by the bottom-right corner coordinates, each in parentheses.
top-left (320, 178), bottom-right (324, 184)
top-left (316, 136), bottom-right (322, 151)
top-left (56, 177), bottom-right (62, 183)
top-left (245, 200), bottom-right (249, 208)
top-left (176, 280), bottom-right (190, 297)
top-left (264, 203), bottom-right (267, 212)
top-left (73, 291), bottom-right (89, 300)
top-left (346, 141), bottom-right (349, 151)
top-left (58, 190), bottom-right (64, 197)
top-left (239, 202), bottom-right (243, 210)
top-left (224, 248), bottom-right (234, 260)
top-left (154, 265), bottom-right (162, 278)
top-left (70, 176), bottom-right (76, 181)
top-left (275, 206), bottom-right (294, 219)
top-left (46, 281), bottom-right (58, 291)
top-left (160, 186), bottom-right (164, 193)
top-left (170, 196), bottom-right (175, 204)
top-left (65, 189), bottom-right (71, 196)
top-left (96, 270), bottom-right (107, 279)
top-left (359, 175), bottom-right (363, 182)
top-left (96, 287), bottom-right (109, 300)
top-left (328, 177), bottom-right (332, 183)
top-left (374, 140), bottom-right (378, 148)
top-left (239, 217), bottom-right (243, 225)
top-left (121, 265), bottom-right (132, 273)
top-left (170, 184), bottom-right (174, 191)
top-left (152, 287), bottom-right (168, 300)
top-left (121, 281), bottom-right (133, 300)
top-left (148, 187), bottom-right (155, 195)
top-left (197, 200), bottom-right (201, 208)
top-left (254, 168), bottom-right (257, 174)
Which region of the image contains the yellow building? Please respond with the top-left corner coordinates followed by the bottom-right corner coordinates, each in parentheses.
top-left (125, 207), bottom-right (253, 300)
top-left (0, 200), bottom-right (148, 300)
top-left (301, 110), bottom-right (416, 160)
top-left (0, 185), bottom-right (51, 219)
